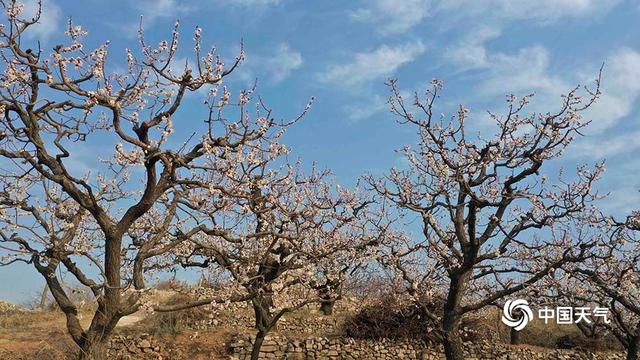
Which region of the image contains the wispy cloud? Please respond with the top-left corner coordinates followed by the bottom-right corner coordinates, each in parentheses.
top-left (237, 43), bottom-right (303, 84)
top-left (23, 0), bottom-right (61, 40)
top-left (445, 40), bottom-right (571, 111)
top-left (318, 41), bottom-right (425, 87)
top-left (572, 130), bottom-right (640, 159)
top-left (435, 0), bottom-right (621, 24)
top-left (223, 0), bottom-right (282, 6)
top-left (444, 26), bottom-right (502, 71)
top-left (350, 0), bottom-right (430, 35)
top-left (479, 45), bottom-right (568, 96)
top-left (263, 43), bottom-right (303, 83)
top-left (582, 48), bottom-right (640, 133)
top-left (120, 0), bottom-right (193, 35)
top-left (344, 95), bottom-right (388, 121)
top-left (137, 0), bottom-right (184, 23)
top-left (350, 0), bottom-right (619, 36)
top-left (597, 160), bottom-right (640, 216)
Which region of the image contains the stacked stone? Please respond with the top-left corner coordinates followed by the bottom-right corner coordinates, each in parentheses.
top-left (108, 333), bottom-right (166, 359)
top-left (462, 341), bottom-right (626, 360)
top-left (228, 334), bottom-right (626, 360)
top-left (229, 334), bottom-right (434, 360)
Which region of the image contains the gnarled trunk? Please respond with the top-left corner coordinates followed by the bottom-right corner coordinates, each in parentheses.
top-left (510, 308), bottom-right (523, 345)
top-left (442, 313), bottom-right (465, 360)
top-left (250, 292), bottom-right (275, 360)
top-left (77, 309), bottom-right (120, 360)
top-left (441, 271), bottom-right (470, 360)
top-left (628, 335), bottom-right (640, 360)
top-left (251, 330), bottom-right (266, 360)
top-left (77, 332), bottom-right (110, 360)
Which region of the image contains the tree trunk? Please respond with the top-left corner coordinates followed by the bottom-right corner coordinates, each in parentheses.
top-left (510, 327), bottom-right (521, 345)
top-left (509, 308), bottom-right (523, 345)
top-left (250, 292), bottom-right (274, 360)
top-left (319, 300), bottom-right (335, 315)
top-left (76, 304), bottom-right (120, 360)
top-left (441, 271), bottom-right (470, 360)
top-left (77, 333), bottom-right (109, 360)
top-left (251, 330), bottom-right (266, 360)
top-left (628, 335), bottom-right (640, 360)
top-left (442, 316), bottom-right (465, 360)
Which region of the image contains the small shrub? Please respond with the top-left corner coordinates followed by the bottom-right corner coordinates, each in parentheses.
top-left (342, 293), bottom-right (441, 343)
top-left (140, 294), bottom-right (210, 335)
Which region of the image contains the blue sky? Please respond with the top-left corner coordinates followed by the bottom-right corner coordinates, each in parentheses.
top-left (2, 0), bottom-right (640, 303)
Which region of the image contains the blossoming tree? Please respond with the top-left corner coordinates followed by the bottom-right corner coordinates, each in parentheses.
top-left (168, 117), bottom-right (388, 359)
top-left (564, 212), bottom-right (640, 360)
top-left (366, 77), bottom-right (605, 360)
top-left (0, 1), bottom-right (300, 358)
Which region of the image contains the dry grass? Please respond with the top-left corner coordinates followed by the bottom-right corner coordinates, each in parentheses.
top-left (0, 310), bottom-right (78, 359)
top-left (0, 306), bottom-right (232, 360)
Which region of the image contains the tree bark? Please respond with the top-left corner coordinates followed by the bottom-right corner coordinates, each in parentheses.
top-left (628, 335), bottom-right (640, 360)
top-left (442, 315), bottom-right (465, 360)
top-left (510, 327), bottom-right (521, 345)
top-left (250, 293), bottom-right (274, 360)
top-left (77, 332), bottom-right (109, 360)
top-left (319, 300), bottom-right (335, 315)
top-left (441, 272), bottom-right (470, 360)
top-left (251, 330), bottom-right (266, 360)
top-left (510, 308), bottom-right (523, 345)
top-left (75, 301), bottom-right (120, 360)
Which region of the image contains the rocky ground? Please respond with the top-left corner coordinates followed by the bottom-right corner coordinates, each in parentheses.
top-left (0, 298), bottom-right (629, 359)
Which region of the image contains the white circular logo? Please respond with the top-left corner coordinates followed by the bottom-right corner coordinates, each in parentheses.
top-left (502, 299), bottom-right (533, 331)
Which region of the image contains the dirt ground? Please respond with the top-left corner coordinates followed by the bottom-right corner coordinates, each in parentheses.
top-left (0, 308), bottom-right (230, 360)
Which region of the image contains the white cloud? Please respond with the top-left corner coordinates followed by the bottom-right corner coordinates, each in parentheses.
top-left (597, 161), bottom-right (640, 216)
top-left (442, 25), bottom-right (640, 136)
top-left (446, 40), bottom-right (569, 101)
top-left (444, 26), bottom-right (501, 71)
top-left (436, 0), bottom-right (621, 24)
top-left (225, 0), bottom-right (282, 6)
top-left (318, 41), bottom-right (425, 87)
top-left (583, 48), bottom-right (640, 133)
top-left (350, 0), bottom-right (430, 35)
top-left (264, 43), bottom-right (303, 83)
top-left (344, 95), bottom-right (387, 121)
top-left (131, 0), bottom-right (192, 30)
top-left (572, 130), bottom-right (640, 159)
top-left (167, 57), bottom-right (194, 77)
top-left (480, 45), bottom-right (568, 96)
top-left (447, 44), bottom-right (640, 158)
top-left (350, 0), bottom-right (619, 36)
top-left (22, 0), bottom-right (61, 40)
top-left (235, 43), bottom-right (303, 84)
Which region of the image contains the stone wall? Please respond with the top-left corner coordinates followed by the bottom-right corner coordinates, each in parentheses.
top-left (228, 334), bottom-right (627, 360)
top-left (108, 333), bottom-right (169, 360)
top-left (229, 334), bottom-right (432, 360)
